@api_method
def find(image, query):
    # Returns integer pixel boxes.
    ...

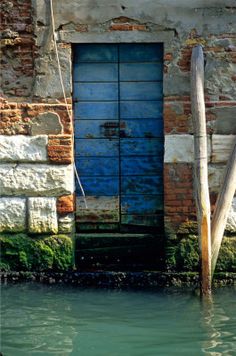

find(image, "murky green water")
[1,284,235,356]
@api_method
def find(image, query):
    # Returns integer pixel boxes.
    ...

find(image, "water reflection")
[201,291,236,355]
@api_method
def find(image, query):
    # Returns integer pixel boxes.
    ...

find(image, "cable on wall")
[49,0,88,208]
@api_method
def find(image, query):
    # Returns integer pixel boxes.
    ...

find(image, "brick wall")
[0,0,74,235]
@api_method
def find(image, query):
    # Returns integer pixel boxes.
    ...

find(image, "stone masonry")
[0,0,236,238]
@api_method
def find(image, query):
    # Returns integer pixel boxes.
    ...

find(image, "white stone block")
[0,197,26,232]
[58,214,74,233]
[226,197,236,233]
[0,135,48,162]
[208,165,225,193]
[0,164,74,197]
[28,197,58,234]
[164,135,194,163]
[165,134,212,163]
[212,135,236,163]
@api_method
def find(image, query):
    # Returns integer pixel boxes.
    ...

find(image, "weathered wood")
[211,141,236,275]
[191,45,212,296]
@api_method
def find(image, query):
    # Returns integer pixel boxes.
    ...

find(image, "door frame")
[59,29,175,233]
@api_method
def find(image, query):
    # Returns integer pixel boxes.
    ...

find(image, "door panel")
[74,102,119,120]
[121,176,162,195]
[119,119,163,138]
[74,44,118,62]
[76,158,119,176]
[75,139,119,156]
[120,101,163,119]
[77,177,119,196]
[121,156,162,175]
[120,138,163,156]
[119,63,162,81]
[119,43,163,62]
[120,82,162,101]
[121,195,163,214]
[74,63,118,82]
[76,196,120,223]
[74,83,118,101]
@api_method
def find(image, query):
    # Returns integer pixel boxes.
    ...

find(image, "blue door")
[74,44,163,232]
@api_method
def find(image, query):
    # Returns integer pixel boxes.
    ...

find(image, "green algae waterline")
[1,284,236,355]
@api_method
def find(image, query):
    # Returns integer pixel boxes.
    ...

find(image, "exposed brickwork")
[164,163,196,227]
[164,97,236,136]
[109,17,147,31]
[164,102,192,134]
[0,0,37,98]
[176,33,236,73]
[48,135,73,164]
[110,23,147,31]
[0,100,72,135]
[57,195,75,214]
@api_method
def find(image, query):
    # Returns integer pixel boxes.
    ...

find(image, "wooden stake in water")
[211,141,236,276]
[191,45,211,296]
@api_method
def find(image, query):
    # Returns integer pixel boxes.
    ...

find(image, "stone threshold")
[1,271,235,289]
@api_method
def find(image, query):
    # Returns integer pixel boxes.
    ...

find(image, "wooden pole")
[191,45,212,296]
[211,141,236,276]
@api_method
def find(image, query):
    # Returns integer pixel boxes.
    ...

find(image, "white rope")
[49,0,87,208]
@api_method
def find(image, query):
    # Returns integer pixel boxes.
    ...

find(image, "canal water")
[1,284,235,355]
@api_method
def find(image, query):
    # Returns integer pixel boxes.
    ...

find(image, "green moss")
[0,233,73,272]
[216,237,236,271]
[166,235,236,272]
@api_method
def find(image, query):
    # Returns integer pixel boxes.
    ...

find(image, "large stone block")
[58,214,74,233]
[28,197,58,234]
[30,112,63,135]
[226,198,236,233]
[209,107,236,135]
[0,197,26,232]
[33,48,71,98]
[164,135,194,163]
[208,164,225,193]
[212,135,236,163]
[165,135,212,163]
[0,135,48,162]
[0,164,74,197]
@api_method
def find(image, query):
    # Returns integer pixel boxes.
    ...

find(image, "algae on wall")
[166,221,236,272]
[0,234,73,272]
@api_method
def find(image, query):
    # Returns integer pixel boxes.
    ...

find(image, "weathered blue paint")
[74,63,118,82]
[76,177,119,196]
[75,139,119,156]
[73,83,118,101]
[121,176,162,195]
[119,43,163,62]
[74,44,118,62]
[74,120,119,138]
[121,157,163,175]
[120,119,163,138]
[120,82,162,101]
[120,101,163,119]
[73,43,163,231]
[121,195,163,214]
[119,63,162,81]
[74,102,119,120]
[76,158,119,176]
[120,138,163,156]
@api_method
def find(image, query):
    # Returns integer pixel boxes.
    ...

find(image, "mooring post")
[211,141,236,276]
[191,45,212,296]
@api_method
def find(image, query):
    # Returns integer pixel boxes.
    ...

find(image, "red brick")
[109,23,147,31]
[57,195,75,214]
[48,135,73,164]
